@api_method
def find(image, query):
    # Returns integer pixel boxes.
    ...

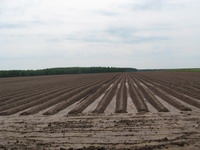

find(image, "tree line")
[0,67,137,78]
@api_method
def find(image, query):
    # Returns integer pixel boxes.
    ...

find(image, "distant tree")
[0,67,137,78]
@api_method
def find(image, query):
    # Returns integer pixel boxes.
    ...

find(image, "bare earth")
[0,72,200,149]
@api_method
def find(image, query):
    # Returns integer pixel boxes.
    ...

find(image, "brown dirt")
[0,72,200,149]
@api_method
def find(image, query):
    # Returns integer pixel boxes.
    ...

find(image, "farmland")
[0,72,200,149]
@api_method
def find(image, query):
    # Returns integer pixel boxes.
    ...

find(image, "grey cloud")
[0,23,26,29]
[105,27,169,43]
[64,34,108,43]
[129,36,168,44]
[92,10,118,16]
[144,24,176,31]
[130,0,164,11]
[61,27,169,44]
[126,0,187,12]
[105,27,135,38]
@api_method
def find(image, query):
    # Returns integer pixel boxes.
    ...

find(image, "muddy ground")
[0,72,200,149]
[0,111,200,150]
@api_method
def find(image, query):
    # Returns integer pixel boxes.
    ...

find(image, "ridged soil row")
[131,75,169,112]
[134,75,191,111]
[0,74,112,101]
[138,72,200,101]
[157,74,200,100]
[0,86,69,113]
[54,74,121,115]
[127,74,148,113]
[0,78,105,115]
[156,74,200,93]
[179,81,200,91]
[20,74,118,115]
[43,74,118,115]
[0,86,41,99]
[149,72,200,88]
[0,86,51,103]
[138,73,200,100]
[137,74,200,109]
[159,76,200,96]
[175,84,200,97]
[92,75,123,114]
[0,76,101,112]
[0,86,68,107]
[0,79,62,98]
[115,75,127,113]
[187,83,200,90]
[0,88,72,115]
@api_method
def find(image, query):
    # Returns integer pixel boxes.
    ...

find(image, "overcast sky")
[0,0,200,70]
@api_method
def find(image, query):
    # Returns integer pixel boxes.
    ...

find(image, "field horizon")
[0,66,200,78]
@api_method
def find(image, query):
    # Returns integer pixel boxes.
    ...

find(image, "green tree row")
[0,67,137,78]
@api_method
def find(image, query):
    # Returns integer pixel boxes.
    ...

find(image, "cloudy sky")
[0,0,200,70]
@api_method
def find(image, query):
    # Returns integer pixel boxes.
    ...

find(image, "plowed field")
[0,72,200,149]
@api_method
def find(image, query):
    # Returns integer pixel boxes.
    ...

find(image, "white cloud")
[0,0,200,69]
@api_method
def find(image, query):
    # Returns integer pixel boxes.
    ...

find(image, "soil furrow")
[127,75,149,113]
[137,74,200,109]
[19,74,117,115]
[63,75,120,115]
[0,86,66,107]
[0,74,116,115]
[134,75,192,111]
[92,76,123,114]
[138,73,200,100]
[0,79,100,115]
[131,75,169,112]
[0,87,50,103]
[44,74,118,115]
[0,87,67,112]
[138,72,200,94]
[0,79,100,114]
[115,75,127,113]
